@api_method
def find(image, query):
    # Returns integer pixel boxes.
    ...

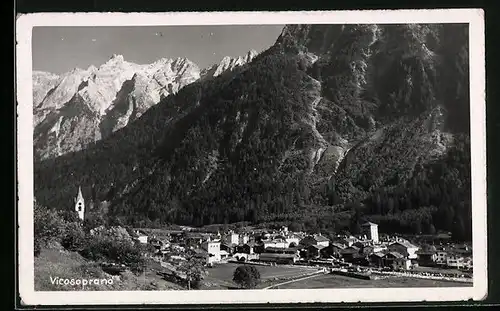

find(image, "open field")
[412,266,472,276]
[202,263,320,289]
[272,273,473,289]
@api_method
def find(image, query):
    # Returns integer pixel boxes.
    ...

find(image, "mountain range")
[34,24,472,240]
[33,50,258,160]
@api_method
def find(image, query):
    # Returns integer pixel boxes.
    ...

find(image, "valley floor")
[269,272,472,289]
[34,245,471,292]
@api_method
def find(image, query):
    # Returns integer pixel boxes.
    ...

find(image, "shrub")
[59,209,81,223]
[34,240,41,257]
[233,265,261,289]
[83,212,107,232]
[80,232,146,273]
[61,222,86,251]
[177,256,206,290]
[34,203,65,255]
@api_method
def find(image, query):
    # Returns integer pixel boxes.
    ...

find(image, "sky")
[32,25,285,74]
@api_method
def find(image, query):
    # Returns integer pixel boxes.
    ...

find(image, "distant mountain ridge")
[200,50,258,79]
[33,51,258,160]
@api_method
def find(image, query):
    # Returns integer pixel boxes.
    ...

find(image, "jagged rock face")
[200,50,258,79]
[33,52,255,160]
[278,23,466,161]
[35,24,470,232]
[32,71,60,113]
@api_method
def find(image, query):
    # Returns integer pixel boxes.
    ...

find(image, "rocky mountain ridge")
[33,51,258,160]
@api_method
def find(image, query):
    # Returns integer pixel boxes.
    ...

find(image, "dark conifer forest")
[34,24,472,241]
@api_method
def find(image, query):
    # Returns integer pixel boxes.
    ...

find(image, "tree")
[178,255,206,290]
[288,222,303,233]
[61,222,86,251]
[451,214,466,241]
[83,211,107,232]
[34,202,65,256]
[410,219,422,235]
[304,217,319,233]
[79,230,146,273]
[428,224,436,235]
[60,209,81,223]
[233,265,261,289]
[350,207,363,235]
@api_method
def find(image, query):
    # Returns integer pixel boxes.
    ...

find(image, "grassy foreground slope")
[35,243,183,291]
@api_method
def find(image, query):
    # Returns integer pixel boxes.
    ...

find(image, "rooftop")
[344,236,359,242]
[309,244,327,250]
[341,246,360,254]
[370,252,385,258]
[331,243,346,249]
[265,247,298,252]
[390,239,418,249]
[386,251,404,259]
[315,234,330,242]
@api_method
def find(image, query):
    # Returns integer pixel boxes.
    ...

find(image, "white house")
[384,251,411,270]
[435,250,448,265]
[263,238,288,249]
[342,236,359,247]
[134,230,149,244]
[393,257,412,270]
[285,235,300,247]
[219,250,230,261]
[388,239,419,259]
[202,240,221,263]
[446,253,466,269]
[372,244,387,253]
[238,233,249,245]
[300,234,330,248]
[464,257,473,269]
[223,231,239,245]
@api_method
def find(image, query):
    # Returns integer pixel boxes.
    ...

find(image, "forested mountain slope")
[35,24,471,240]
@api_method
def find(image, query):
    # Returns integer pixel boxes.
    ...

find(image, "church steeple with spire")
[74,186,85,221]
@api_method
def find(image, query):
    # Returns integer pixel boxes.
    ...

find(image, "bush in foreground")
[233,265,261,289]
[79,234,146,273]
[34,203,66,256]
[177,255,206,290]
[61,222,86,251]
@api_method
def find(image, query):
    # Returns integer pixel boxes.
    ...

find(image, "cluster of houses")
[133,221,473,272]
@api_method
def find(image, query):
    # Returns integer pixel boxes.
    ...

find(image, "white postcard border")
[16,9,487,305]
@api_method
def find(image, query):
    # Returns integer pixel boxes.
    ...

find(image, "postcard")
[16,9,486,305]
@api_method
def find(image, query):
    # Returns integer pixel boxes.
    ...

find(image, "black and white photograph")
[16,10,486,305]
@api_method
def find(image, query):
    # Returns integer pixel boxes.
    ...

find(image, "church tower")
[74,186,85,221]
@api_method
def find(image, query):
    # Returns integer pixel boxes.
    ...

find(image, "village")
[130,221,473,288]
[33,187,474,291]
